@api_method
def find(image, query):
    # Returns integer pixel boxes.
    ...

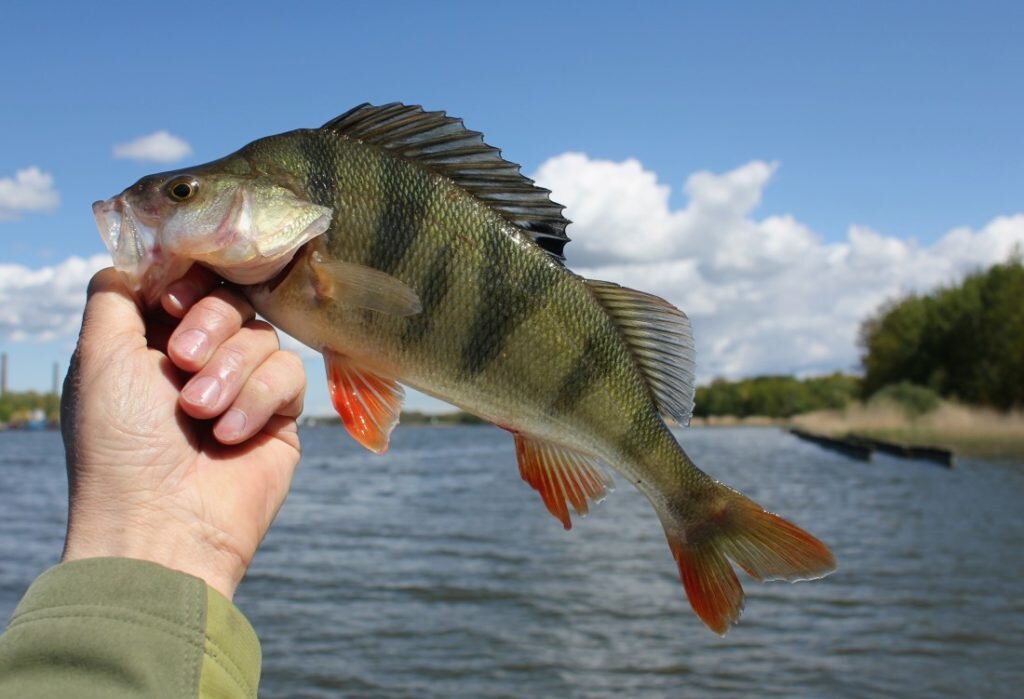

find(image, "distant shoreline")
[8,405,1021,459]
[791,402,1024,459]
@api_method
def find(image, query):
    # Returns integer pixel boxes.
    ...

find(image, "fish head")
[93,160,333,305]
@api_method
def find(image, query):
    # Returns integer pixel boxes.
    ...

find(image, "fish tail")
[660,482,835,635]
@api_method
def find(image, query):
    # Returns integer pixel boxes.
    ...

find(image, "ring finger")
[214,350,306,444]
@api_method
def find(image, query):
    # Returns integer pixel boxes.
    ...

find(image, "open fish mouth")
[92,196,157,282]
[92,196,188,305]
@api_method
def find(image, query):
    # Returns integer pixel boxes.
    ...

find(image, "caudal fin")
[663,485,835,635]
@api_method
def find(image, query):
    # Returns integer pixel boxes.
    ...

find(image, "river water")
[1,426,1022,698]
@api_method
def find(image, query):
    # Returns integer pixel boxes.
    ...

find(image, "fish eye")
[167,178,198,202]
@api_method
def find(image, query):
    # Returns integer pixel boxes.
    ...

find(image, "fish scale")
[93,102,835,635]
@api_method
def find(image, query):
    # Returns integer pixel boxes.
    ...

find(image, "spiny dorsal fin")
[586,280,697,425]
[322,103,572,262]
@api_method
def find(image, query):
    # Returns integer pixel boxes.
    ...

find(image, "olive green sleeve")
[0,558,261,699]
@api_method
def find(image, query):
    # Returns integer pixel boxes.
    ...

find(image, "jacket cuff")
[201,580,262,697]
[1,558,260,698]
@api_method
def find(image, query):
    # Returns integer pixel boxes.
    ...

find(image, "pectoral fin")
[513,434,614,530]
[311,252,422,316]
[325,351,404,453]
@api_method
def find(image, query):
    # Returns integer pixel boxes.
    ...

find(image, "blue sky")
[2,1,1023,413]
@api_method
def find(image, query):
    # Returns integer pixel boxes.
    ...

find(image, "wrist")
[62,513,246,599]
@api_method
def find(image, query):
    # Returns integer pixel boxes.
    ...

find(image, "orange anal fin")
[513,434,614,530]
[324,351,404,454]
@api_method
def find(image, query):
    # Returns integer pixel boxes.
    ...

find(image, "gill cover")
[186,184,333,285]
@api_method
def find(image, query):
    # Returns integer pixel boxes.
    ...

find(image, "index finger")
[161,265,222,318]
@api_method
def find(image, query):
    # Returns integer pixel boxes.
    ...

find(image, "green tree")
[0,390,60,423]
[692,373,860,418]
[859,295,930,396]
[860,257,1024,409]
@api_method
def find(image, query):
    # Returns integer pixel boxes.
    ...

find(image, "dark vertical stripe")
[300,133,339,208]
[401,244,453,347]
[369,156,431,275]
[461,232,557,376]
[549,333,612,415]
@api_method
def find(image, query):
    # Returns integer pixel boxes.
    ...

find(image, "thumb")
[78,268,146,357]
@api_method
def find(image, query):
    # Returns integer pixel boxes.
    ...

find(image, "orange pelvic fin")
[325,351,404,454]
[513,433,614,530]
[664,486,836,635]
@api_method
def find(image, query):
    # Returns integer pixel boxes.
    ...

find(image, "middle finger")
[167,287,256,372]
[179,320,280,419]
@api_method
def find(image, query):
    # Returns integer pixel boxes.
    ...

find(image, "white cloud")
[0,167,60,220]
[534,154,1024,380]
[0,255,108,343]
[113,130,193,163]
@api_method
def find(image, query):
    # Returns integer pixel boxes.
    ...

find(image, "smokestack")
[1,353,7,397]
[52,361,60,397]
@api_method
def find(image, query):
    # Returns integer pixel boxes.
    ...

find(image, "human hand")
[60,266,306,599]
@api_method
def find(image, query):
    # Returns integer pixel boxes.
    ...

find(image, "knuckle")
[247,354,304,409]
[210,287,255,319]
[278,352,307,387]
[246,374,276,402]
[192,295,238,330]
[216,343,248,372]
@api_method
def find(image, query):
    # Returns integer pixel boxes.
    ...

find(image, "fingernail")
[183,376,220,407]
[175,329,208,362]
[165,279,199,312]
[218,409,247,440]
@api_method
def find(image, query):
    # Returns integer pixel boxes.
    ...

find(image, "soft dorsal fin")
[513,433,614,530]
[586,280,697,425]
[322,103,572,262]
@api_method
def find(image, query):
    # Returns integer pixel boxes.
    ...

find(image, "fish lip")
[92,197,124,258]
[93,195,148,270]
[92,194,161,301]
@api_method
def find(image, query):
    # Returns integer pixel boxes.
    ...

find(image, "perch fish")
[92,103,835,634]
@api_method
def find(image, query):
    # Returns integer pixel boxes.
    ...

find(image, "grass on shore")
[790,400,1024,458]
[688,415,788,427]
